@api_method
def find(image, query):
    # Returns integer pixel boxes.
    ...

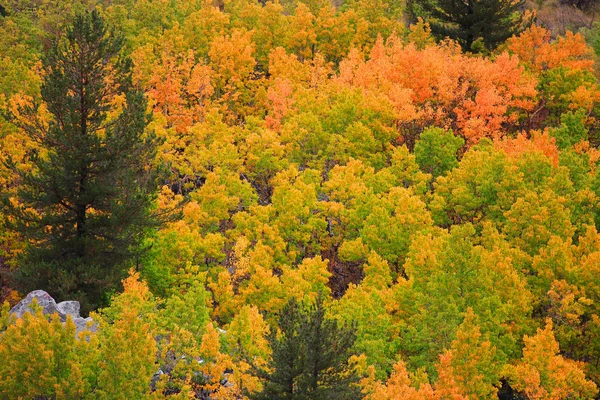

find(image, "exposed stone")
[56,300,80,318]
[150,368,164,391]
[10,290,59,318]
[10,290,97,335]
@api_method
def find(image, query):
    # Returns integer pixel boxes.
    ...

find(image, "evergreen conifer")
[408,0,529,52]
[252,295,359,399]
[3,10,161,312]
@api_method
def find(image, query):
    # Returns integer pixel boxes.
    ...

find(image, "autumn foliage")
[1,0,600,399]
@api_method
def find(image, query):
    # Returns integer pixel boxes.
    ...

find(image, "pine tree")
[3,10,161,313]
[251,295,360,400]
[408,0,528,52]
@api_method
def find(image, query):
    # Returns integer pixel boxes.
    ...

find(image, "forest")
[1,0,600,398]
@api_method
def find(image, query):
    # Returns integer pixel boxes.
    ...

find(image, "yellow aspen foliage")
[268,46,311,85]
[208,28,259,120]
[331,253,400,378]
[281,256,332,301]
[158,266,211,336]
[0,302,94,399]
[285,3,318,61]
[155,290,211,396]
[233,240,287,313]
[190,169,256,230]
[314,7,362,63]
[226,305,271,395]
[436,308,501,399]
[545,280,595,367]
[209,29,256,88]
[94,271,158,399]
[146,172,255,287]
[360,187,433,268]
[271,167,328,254]
[0,93,42,187]
[181,117,244,176]
[228,0,287,68]
[400,225,532,373]
[231,208,289,264]
[575,236,600,303]
[239,121,288,195]
[502,189,575,256]
[198,322,235,396]
[238,258,286,313]
[429,143,521,227]
[182,0,231,57]
[361,251,393,290]
[208,269,237,323]
[307,52,334,88]
[407,19,436,49]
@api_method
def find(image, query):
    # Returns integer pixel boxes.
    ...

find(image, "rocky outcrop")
[10,290,97,335]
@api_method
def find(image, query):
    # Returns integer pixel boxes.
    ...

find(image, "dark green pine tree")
[251,295,360,400]
[3,10,161,313]
[408,0,530,52]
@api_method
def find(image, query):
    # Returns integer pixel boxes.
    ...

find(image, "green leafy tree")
[399,224,532,374]
[429,141,520,228]
[252,295,360,400]
[550,109,589,150]
[414,127,464,180]
[331,253,401,379]
[3,10,161,312]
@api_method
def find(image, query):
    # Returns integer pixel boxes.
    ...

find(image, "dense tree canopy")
[1,0,600,399]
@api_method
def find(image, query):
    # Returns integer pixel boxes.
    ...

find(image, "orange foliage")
[266,77,295,131]
[567,84,600,113]
[147,49,214,133]
[505,320,598,399]
[506,25,595,72]
[574,140,600,171]
[495,130,560,166]
[337,35,537,144]
[434,352,469,400]
[363,359,436,400]
[197,322,234,395]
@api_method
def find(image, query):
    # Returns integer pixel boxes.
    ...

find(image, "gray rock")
[10,290,96,335]
[10,290,59,318]
[150,368,164,391]
[74,317,98,335]
[56,300,80,318]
